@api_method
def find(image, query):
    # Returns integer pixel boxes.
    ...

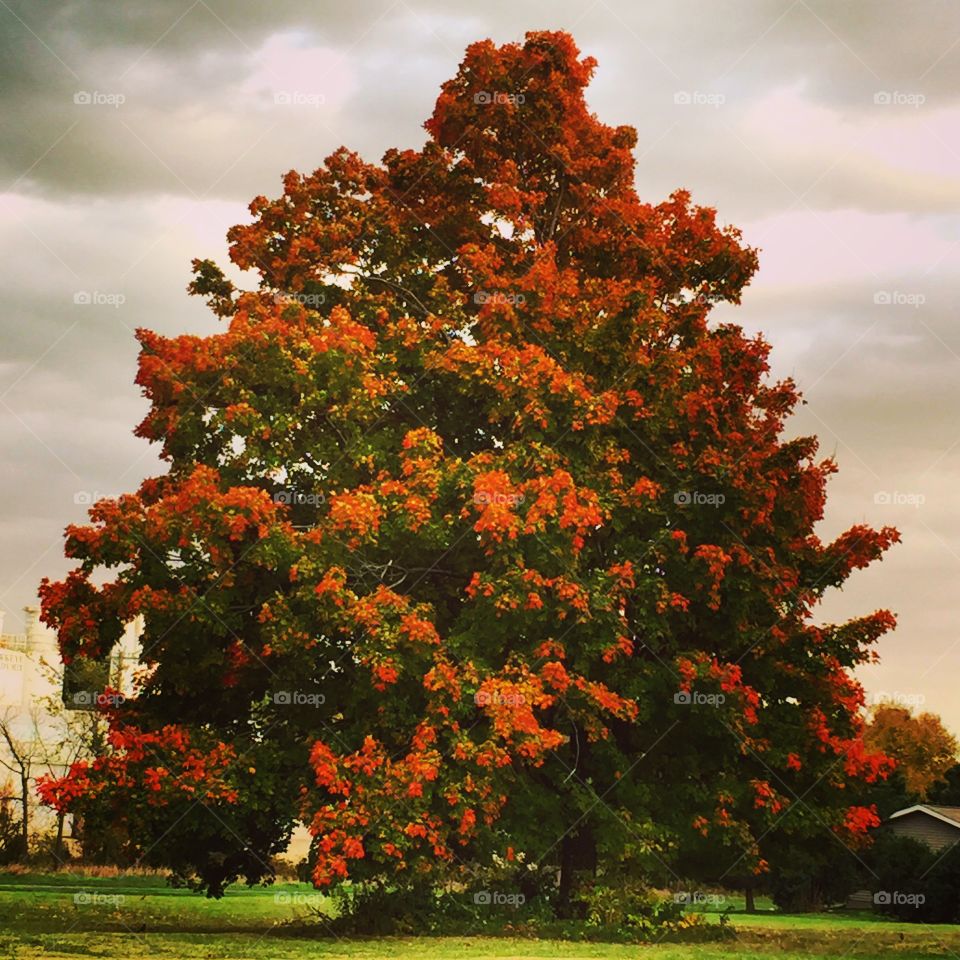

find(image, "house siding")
[889,811,960,852]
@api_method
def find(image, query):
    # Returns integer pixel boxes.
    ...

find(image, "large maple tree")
[39,31,898,907]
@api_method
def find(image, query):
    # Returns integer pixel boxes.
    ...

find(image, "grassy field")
[2,872,960,959]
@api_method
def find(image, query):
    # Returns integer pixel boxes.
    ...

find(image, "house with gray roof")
[887,804,960,852]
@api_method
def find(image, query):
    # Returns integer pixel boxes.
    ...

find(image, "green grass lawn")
[2,873,960,959]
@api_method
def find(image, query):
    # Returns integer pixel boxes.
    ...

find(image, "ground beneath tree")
[1,874,958,959]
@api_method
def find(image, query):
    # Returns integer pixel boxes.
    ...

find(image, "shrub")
[0,785,24,864]
[768,847,861,912]
[868,832,960,923]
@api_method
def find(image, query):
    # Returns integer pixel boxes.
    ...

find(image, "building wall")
[1,608,57,708]
[0,604,142,837]
[1,606,310,861]
[889,811,960,852]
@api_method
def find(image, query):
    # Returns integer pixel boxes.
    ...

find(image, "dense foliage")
[38,31,897,910]
[865,703,958,801]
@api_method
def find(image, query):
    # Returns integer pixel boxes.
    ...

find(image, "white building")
[0,603,142,839]
[0,605,312,863]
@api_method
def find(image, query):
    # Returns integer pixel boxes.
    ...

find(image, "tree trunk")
[54,810,67,865]
[555,826,597,918]
[19,770,29,861]
[745,884,756,914]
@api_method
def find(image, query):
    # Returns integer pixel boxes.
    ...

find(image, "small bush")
[868,832,960,923]
[768,847,860,912]
[317,875,733,942]
[0,787,24,865]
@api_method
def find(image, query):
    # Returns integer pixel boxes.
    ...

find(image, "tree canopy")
[866,703,957,802]
[38,31,898,907]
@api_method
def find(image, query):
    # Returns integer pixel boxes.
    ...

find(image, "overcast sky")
[1,0,958,729]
